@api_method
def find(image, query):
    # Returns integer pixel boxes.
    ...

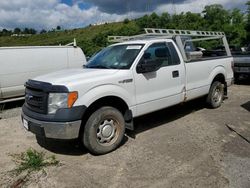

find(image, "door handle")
[172,70,179,78]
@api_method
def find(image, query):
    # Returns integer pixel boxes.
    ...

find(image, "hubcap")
[213,86,223,104]
[97,119,116,144]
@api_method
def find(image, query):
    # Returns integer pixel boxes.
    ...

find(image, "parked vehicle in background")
[0,41,86,103]
[200,44,250,81]
[233,50,250,81]
[21,28,234,155]
[225,44,250,81]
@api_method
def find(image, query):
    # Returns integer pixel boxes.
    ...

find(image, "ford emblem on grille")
[26,94,33,100]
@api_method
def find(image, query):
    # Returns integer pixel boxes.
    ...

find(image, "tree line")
[0,26,62,37]
[85,3,249,56]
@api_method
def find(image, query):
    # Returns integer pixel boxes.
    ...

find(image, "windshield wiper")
[85,65,109,69]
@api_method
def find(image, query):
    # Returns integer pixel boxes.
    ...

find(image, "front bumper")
[234,68,250,74]
[22,112,82,139]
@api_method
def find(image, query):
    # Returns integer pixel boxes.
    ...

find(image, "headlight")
[48,92,78,114]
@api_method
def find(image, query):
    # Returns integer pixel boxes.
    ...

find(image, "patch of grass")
[10,148,59,174]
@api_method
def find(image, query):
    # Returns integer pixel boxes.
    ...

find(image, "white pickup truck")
[21,28,234,154]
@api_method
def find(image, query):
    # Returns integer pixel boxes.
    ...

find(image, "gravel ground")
[0,82,249,188]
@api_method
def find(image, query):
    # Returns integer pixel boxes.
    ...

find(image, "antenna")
[171,0,177,14]
[126,1,131,19]
[146,0,151,12]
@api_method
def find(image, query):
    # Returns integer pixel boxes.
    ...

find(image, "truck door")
[133,42,185,116]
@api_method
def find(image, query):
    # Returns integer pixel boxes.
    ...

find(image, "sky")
[0,0,248,30]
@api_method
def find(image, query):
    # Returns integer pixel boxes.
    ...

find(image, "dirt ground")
[0,81,250,188]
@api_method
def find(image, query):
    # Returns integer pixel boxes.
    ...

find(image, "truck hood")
[34,68,120,87]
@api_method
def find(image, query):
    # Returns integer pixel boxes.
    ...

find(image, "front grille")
[234,63,250,67]
[25,87,48,114]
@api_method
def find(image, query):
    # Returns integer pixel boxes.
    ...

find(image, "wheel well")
[78,96,129,137]
[86,96,128,115]
[212,74,225,84]
[212,73,227,95]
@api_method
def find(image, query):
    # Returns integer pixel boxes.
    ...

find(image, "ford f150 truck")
[21,28,234,154]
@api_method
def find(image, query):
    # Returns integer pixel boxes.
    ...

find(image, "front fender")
[74,84,135,108]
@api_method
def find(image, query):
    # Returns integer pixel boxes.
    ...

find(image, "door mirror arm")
[136,59,162,74]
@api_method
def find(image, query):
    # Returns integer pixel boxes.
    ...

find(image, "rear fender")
[208,66,226,85]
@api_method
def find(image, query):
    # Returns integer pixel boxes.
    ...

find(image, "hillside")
[0,21,140,56]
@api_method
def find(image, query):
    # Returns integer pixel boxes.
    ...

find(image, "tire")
[206,81,224,108]
[83,106,125,155]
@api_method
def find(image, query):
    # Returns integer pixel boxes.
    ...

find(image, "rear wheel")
[83,106,125,155]
[206,81,224,108]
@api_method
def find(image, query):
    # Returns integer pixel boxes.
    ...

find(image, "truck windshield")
[85,44,143,69]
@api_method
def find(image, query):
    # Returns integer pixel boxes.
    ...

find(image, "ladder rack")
[108,34,172,43]
[108,28,225,43]
[108,28,231,62]
[144,28,225,37]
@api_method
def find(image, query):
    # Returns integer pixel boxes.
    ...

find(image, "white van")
[0,44,86,103]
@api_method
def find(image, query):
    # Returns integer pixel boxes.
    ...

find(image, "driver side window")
[141,43,171,67]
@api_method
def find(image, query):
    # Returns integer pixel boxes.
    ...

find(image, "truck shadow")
[36,98,207,156]
[0,100,24,119]
[127,97,206,138]
[36,136,87,155]
[0,100,24,111]
[36,134,129,156]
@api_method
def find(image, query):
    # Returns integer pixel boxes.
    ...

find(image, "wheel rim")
[96,118,119,146]
[212,85,223,105]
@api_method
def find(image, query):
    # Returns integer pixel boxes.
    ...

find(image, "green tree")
[29,28,37,34]
[14,28,21,34]
[123,18,130,24]
[23,28,29,34]
[246,1,250,43]
[148,12,161,28]
[225,9,246,46]
[136,15,150,28]
[1,29,12,36]
[160,12,171,28]
[202,4,230,31]
[40,29,47,34]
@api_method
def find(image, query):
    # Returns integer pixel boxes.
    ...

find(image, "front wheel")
[83,106,125,155]
[206,81,224,108]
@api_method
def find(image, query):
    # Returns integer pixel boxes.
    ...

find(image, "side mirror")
[136,59,161,74]
[86,56,90,61]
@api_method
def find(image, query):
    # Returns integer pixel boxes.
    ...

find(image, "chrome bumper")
[22,112,81,139]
